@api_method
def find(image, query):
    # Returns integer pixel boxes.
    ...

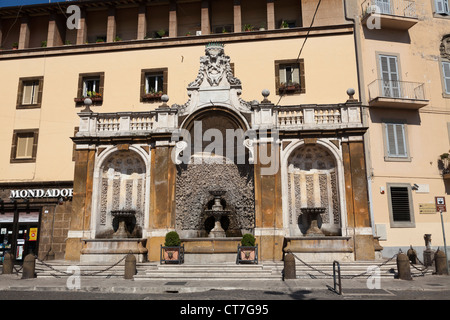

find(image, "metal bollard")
[283,252,296,280]
[2,253,14,274]
[124,254,136,280]
[21,254,36,279]
[434,249,449,275]
[407,245,417,264]
[396,252,412,280]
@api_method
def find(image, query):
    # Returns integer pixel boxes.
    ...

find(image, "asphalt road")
[1,287,449,300]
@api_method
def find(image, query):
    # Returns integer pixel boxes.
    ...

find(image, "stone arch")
[91,147,149,239]
[281,140,347,237]
[175,106,255,238]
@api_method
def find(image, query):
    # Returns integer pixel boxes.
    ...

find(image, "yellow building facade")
[0,0,446,265]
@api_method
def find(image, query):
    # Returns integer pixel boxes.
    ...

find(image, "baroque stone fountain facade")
[68,42,377,263]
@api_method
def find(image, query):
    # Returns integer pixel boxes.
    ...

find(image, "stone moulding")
[283,236,353,253]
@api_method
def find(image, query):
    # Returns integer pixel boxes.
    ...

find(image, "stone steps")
[31,260,432,280]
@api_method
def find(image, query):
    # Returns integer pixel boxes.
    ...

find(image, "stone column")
[254,141,284,261]
[169,0,177,37]
[147,141,176,261]
[267,0,275,30]
[18,16,30,50]
[65,147,96,261]
[106,6,117,43]
[342,140,375,260]
[76,9,88,45]
[137,4,147,40]
[201,0,210,36]
[47,14,65,47]
[233,0,242,33]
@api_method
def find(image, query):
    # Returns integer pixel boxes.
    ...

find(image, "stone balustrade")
[77,102,362,137]
[276,104,362,130]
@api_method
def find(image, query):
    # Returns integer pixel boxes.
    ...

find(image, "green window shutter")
[386,123,407,157]
[442,61,450,94]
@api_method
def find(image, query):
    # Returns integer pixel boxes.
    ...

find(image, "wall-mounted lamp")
[412,184,419,191]
[58,197,64,205]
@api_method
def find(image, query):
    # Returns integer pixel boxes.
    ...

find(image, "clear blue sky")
[0,0,70,8]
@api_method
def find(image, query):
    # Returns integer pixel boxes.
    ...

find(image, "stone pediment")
[174,43,252,116]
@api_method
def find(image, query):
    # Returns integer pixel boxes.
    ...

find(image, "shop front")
[0,182,73,263]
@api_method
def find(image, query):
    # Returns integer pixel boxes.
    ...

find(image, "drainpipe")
[343,0,376,238]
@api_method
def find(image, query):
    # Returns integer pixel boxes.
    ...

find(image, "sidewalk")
[1,272,449,296]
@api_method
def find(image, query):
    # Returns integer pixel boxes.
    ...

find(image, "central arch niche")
[175,107,255,238]
[287,144,341,236]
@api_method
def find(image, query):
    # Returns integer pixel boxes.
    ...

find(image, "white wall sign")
[9,188,73,199]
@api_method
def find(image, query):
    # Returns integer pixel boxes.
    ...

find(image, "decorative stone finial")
[261,89,270,103]
[346,88,356,102]
[158,94,170,109]
[81,97,93,113]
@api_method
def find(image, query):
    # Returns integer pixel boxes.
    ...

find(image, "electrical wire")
[275,0,322,107]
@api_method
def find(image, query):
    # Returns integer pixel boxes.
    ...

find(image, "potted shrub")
[280,20,289,29]
[12,42,18,50]
[160,231,184,264]
[237,233,258,264]
[41,40,47,48]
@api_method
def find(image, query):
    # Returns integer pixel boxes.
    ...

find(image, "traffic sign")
[435,197,446,212]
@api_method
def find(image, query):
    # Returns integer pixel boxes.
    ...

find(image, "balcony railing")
[276,105,362,130]
[367,79,428,109]
[361,0,418,18]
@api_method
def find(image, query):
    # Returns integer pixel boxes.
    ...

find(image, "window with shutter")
[390,187,411,222]
[375,0,391,14]
[387,184,415,227]
[379,55,400,98]
[17,77,43,109]
[275,59,305,95]
[10,129,39,163]
[442,61,450,94]
[16,133,34,159]
[435,0,450,14]
[385,123,408,158]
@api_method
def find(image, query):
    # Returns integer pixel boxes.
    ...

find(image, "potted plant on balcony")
[237,233,258,264]
[12,42,18,50]
[160,231,184,264]
[74,91,103,104]
[243,24,254,32]
[279,81,300,94]
[143,88,163,101]
[440,152,450,176]
[280,20,289,29]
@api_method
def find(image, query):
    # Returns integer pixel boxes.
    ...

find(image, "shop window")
[16,77,44,109]
[10,129,39,163]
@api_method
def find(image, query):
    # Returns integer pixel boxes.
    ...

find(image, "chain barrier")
[34,253,130,278]
[287,248,434,279]
[286,249,399,279]
[409,255,430,278]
